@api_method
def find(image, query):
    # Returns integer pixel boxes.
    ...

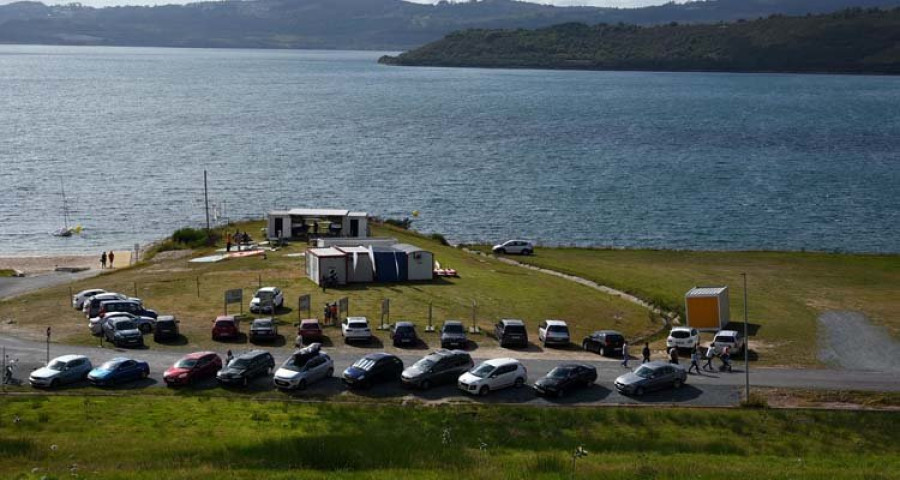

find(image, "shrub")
[430,233,450,246]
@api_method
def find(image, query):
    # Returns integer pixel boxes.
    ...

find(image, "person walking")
[225,350,234,366]
[621,341,629,367]
[100,251,107,269]
[721,346,732,372]
[108,251,115,269]
[688,348,701,375]
[703,345,716,371]
[668,347,679,365]
[323,304,331,323]
[330,303,338,325]
[641,342,651,364]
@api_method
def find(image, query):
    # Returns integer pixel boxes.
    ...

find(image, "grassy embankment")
[0,222,651,350]
[0,269,16,277]
[470,247,900,366]
[1,395,898,480]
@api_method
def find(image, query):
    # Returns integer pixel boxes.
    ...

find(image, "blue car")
[88,357,150,386]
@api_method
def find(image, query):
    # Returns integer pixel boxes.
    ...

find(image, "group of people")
[99,251,116,269]
[323,302,339,325]
[225,231,252,252]
[619,341,733,374]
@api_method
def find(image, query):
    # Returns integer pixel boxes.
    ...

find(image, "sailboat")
[51,179,81,237]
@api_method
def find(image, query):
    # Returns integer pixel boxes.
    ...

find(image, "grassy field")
[0,395,897,479]
[0,222,652,350]
[0,269,16,277]
[470,248,900,366]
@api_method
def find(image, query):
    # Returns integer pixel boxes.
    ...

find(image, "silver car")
[273,344,334,391]
[29,355,93,388]
[72,288,105,310]
[614,361,687,397]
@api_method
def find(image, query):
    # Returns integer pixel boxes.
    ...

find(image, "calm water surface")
[1,46,898,255]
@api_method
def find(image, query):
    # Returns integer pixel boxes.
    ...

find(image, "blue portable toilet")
[373,247,408,282]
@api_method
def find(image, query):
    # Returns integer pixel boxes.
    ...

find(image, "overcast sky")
[0,0,674,8]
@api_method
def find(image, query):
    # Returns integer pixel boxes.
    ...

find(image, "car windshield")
[215,320,233,327]
[99,361,122,371]
[505,325,526,334]
[396,326,413,334]
[116,321,136,330]
[254,321,272,329]
[606,334,624,343]
[548,326,569,334]
[301,323,320,330]
[352,359,377,371]
[470,363,495,378]
[257,291,274,301]
[282,354,314,372]
[175,359,198,369]
[348,322,368,329]
[230,358,249,368]
[715,335,735,343]
[413,358,436,370]
[634,366,655,379]
[48,360,67,371]
[671,331,691,339]
[548,367,573,379]
[443,324,464,334]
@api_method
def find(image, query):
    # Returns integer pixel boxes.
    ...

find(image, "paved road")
[1,334,897,408]
[0,270,99,301]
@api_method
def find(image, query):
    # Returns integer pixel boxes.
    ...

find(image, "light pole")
[742,272,750,400]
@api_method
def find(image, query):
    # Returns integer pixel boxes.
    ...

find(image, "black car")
[494,319,528,348]
[582,330,625,357]
[440,321,468,349]
[216,350,275,386]
[102,317,144,348]
[99,300,158,320]
[342,353,403,389]
[391,322,418,347]
[153,315,180,342]
[533,363,598,398]
[401,349,474,390]
[249,318,279,343]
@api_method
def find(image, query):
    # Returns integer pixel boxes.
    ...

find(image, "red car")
[164,351,222,386]
[212,315,240,341]
[297,319,324,343]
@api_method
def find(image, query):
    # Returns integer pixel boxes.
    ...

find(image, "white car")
[249,287,284,313]
[666,327,700,350]
[341,316,373,343]
[273,344,334,391]
[458,358,527,396]
[72,289,105,310]
[491,240,534,255]
[711,329,745,354]
[537,319,571,347]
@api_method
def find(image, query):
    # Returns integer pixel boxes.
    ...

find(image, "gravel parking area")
[818,311,900,373]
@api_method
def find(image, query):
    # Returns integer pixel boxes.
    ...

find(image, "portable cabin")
[372,246,408,283]
[306,247,348,286]
[267,209,367,240]
[337,246,376,283]
[393,244,434,281]
[685,286,730,331]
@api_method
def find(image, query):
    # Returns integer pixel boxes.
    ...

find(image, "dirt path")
[818,311,900,372]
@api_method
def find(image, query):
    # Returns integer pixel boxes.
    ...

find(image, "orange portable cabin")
[684,286,730,331]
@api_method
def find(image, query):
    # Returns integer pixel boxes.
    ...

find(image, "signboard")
[224,289,243,315]
[298,294,311,320]
[339,297,349,318]
[380,298,390,328]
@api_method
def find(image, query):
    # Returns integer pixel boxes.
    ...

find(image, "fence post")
[133,282,138,298]
[196,277,200,298]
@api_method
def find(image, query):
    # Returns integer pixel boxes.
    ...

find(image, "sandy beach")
[0,250,133,275]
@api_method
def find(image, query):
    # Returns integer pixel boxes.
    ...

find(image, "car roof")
[592,330,623,335]
[184,351,216,359]
[641,361,676,369]
[716,330,739,335]
[427,349,468,360]
[300,319,320,325]
[500,318,524,325]
[483,358,520,367]
[215,315,236,322]
[256,287,278,293]
[544,319,567,326]
[364,352,395,361]
[671,326,693,332]
[346,316,368,322]
[79,288,105,295]
[556,363,591,369]
[54,354,88,363]
[94,293,124,300]
[111,317,135,324]
[236,349,270,360]
[442,320,463,326]
[102,299,139,305]
[395,321,415,327]
[252,318,273,324]
[157,315,176,322]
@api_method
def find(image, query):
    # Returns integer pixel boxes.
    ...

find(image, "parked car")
[537,319,571,347]
[342,353,403,389]
[615,361,687,397]
[440,320,468,349]
[533,363,597,398]
[666,327,700,351]
[216,350,275,386]
[249,318,279,343]
[494,319,528,348]
[153,315,180,342]
[29,355,92,388]
[273,343,334,391]
[457,358,527,396]
[297,319,324,344]
[249,287,284,314]
[102,317,145,348]
[98,299,157,322]
[391,322,419,347]
[341,316,373,343]
[164,351,222,386]
[402,349,474,390]
[87,357,149,386]
[711,329,745,354]
[491,240,534,255]
[72,288,105,310]
[85,292,140,318]
[89,311,138,336]
[582,330,625,357]
[212,315,241,341]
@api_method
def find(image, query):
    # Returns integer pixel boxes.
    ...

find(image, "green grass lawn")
[0,269,16,277]
[470,248,900,366]
[0,222,651,350]
[0,395,897,479]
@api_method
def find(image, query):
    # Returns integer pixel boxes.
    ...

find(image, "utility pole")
[203,170,211,233]
[742,272,750,400]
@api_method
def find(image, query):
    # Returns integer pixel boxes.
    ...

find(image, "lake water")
[1,45,898,255]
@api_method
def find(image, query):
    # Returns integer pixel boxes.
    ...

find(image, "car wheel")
[514,377,525,388]
[142,370,149,379]
[496,248,506,255]
[634,386,645,397]
[326,368,334,377]
[599,346,606,357]
[582,340,589,351]
[673,379,683,389]
[242,376,249,387]
[297,379,307,391]
[421,380,431,391]
[523,249,532,255]
[479,385,490,396]
[140,324,151,334]
[50,379,59,389]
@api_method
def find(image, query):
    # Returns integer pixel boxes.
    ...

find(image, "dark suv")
[342,353,403,389]
[494,319,528,348]
[216,350,275,387]
[153,316,180,342]
[401,349,474,390]
[391,322,419,347]
[582,330,625,357]
[99,300,158,321]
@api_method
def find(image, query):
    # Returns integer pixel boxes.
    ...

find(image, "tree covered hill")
[1,0,899,50]
[379,7,900,73]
